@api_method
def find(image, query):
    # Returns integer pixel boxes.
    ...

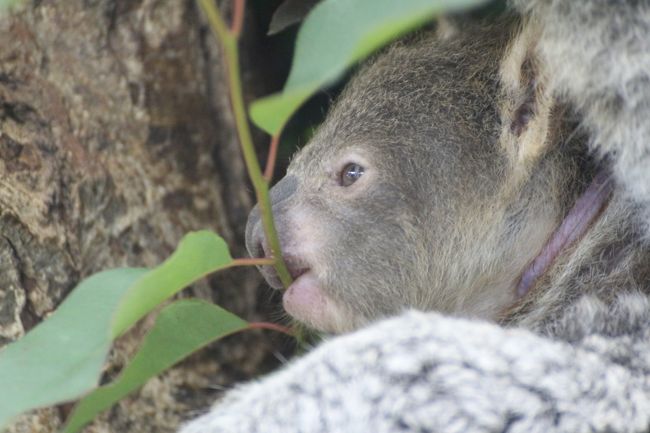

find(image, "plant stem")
[264,134,280,182]
[230,0,246,37]
[198,0,293,288]
[249,321,295,336]
[230,257,274,267]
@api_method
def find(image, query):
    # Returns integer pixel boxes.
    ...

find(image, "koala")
[243,17,648,335]
[181,1,650,432]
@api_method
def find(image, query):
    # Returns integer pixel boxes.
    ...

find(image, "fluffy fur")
[245,18,603,332]
[182,295,650,433]
[181,1,650,432]
[515,0,650,234]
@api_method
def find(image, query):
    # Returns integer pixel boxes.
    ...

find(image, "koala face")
[246,25,588,333]
[248,139,428,333]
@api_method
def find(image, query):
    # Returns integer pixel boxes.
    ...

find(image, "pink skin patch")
[254,206,350,332]
[283,272,340,332]
[517,170,614,298]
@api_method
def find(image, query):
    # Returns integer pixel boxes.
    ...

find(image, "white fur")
[181,295,650,433]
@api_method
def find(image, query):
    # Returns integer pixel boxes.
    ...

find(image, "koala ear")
[435,17,461,40]
[499,19,555,170]
[435,15,481,41]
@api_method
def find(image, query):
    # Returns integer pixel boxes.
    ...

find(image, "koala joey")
[182,1,650,432]
[245,16,649,334]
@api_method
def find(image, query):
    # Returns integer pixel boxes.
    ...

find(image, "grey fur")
[181,1,650,432]
[514,0,650,234]
[246,19,607,331]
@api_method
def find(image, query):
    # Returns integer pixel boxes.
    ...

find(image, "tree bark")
[0,1,285,431]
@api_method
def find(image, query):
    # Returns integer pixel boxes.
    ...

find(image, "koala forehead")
[288,25,508,192]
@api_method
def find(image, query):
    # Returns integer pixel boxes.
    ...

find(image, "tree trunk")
[0,1,285,431]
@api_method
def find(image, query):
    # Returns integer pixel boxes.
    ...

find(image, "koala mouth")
[255,251,310,290]
[254,250,343,331]
[249,232,310,285]
[288,263,310,281]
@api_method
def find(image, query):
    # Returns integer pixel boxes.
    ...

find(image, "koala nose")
[245,175,298,259]
[269,174,298,204]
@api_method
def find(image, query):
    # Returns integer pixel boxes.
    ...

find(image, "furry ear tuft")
[435,17,461,41]
[499,20,554,169]
[509,57,537,137]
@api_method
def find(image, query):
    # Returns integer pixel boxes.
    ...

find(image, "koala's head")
[246,19,592,333]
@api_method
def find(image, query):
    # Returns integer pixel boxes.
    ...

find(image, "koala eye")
[340,163,365,187]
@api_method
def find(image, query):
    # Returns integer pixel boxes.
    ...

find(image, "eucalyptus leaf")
[268,0,319,35]
[0,268,146,429]
[111,230,233,337]
[250,0,489,135]
[0,0,20,12]
[0,231,233,430]
[63,299,249,433]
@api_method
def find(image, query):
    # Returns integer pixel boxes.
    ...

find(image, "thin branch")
[230,0,246,38]
[264,134,280,182]
[199,0,231,43]
[198,0,293,288]
[231,257,275,267]
[249,321,295,336]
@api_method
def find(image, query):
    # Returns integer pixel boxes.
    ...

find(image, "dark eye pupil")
[341,163,364,186]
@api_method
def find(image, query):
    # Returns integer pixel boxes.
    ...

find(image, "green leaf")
[0,0,19,11]
[63,300,249,433]
[0,268,147,429]
[0,231,233,429]
[268,0,319,35]
[250,0,489,135]
[111,230,233,337]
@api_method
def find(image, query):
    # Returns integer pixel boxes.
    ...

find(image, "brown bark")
[0,1,285,431]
